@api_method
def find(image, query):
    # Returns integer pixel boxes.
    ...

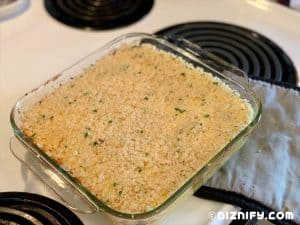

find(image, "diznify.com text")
[208,211,294,221]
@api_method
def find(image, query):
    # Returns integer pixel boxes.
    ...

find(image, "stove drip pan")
[44,0,154,30]
[156,22,298,87]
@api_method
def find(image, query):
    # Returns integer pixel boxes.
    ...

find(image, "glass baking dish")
[10,33,261,225]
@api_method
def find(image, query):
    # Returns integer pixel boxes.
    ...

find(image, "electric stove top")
[0,1,299,225]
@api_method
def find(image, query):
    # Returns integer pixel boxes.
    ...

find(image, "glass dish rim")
[10,32,262,220]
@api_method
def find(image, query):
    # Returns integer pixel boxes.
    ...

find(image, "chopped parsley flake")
[144,96,149,100]
[180,72,186,77]
[174,107,186,113]
[120,64,129,71]
[204,114,210,118]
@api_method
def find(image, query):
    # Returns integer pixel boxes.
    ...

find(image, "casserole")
[10,33,261,225]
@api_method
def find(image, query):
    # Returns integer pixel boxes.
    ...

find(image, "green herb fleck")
[118,191,123,195]
[145,152,149,156]
[113,182,118,187]
[137,167,142,173]
[140,130,144,134]
[177,137,181,141]
[213,81,219,85]
[120,64,129,71]
[31,133,36,138]
[93,141,99,146]
[144,96,149,100]
[180,72,186,77]
[204,114,210,118]
[178,98,183,101]
[41,114,46,119]
[174,107,186,113]
[49,115,54,120]
[84,132,89,138]
[64,145,68,148]
[108,120,113,124]
[92,109,98,113]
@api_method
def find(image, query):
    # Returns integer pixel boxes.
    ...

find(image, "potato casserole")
[22,44,252,213]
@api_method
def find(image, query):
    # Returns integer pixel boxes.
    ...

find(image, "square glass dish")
[10,33,261,225]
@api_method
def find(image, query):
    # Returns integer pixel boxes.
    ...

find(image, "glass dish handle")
[10,136,98,214]
[160,35,249,88]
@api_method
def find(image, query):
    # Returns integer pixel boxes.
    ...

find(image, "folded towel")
[199,79,300,224]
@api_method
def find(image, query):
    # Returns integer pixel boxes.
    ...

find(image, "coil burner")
[156,22,297,87]
[45,0,154,30]
[0,192,83,225]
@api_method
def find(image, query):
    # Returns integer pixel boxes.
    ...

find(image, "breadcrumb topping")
[22,44,252,213]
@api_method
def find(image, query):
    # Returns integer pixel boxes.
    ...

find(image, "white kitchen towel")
[206,79,300,224]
